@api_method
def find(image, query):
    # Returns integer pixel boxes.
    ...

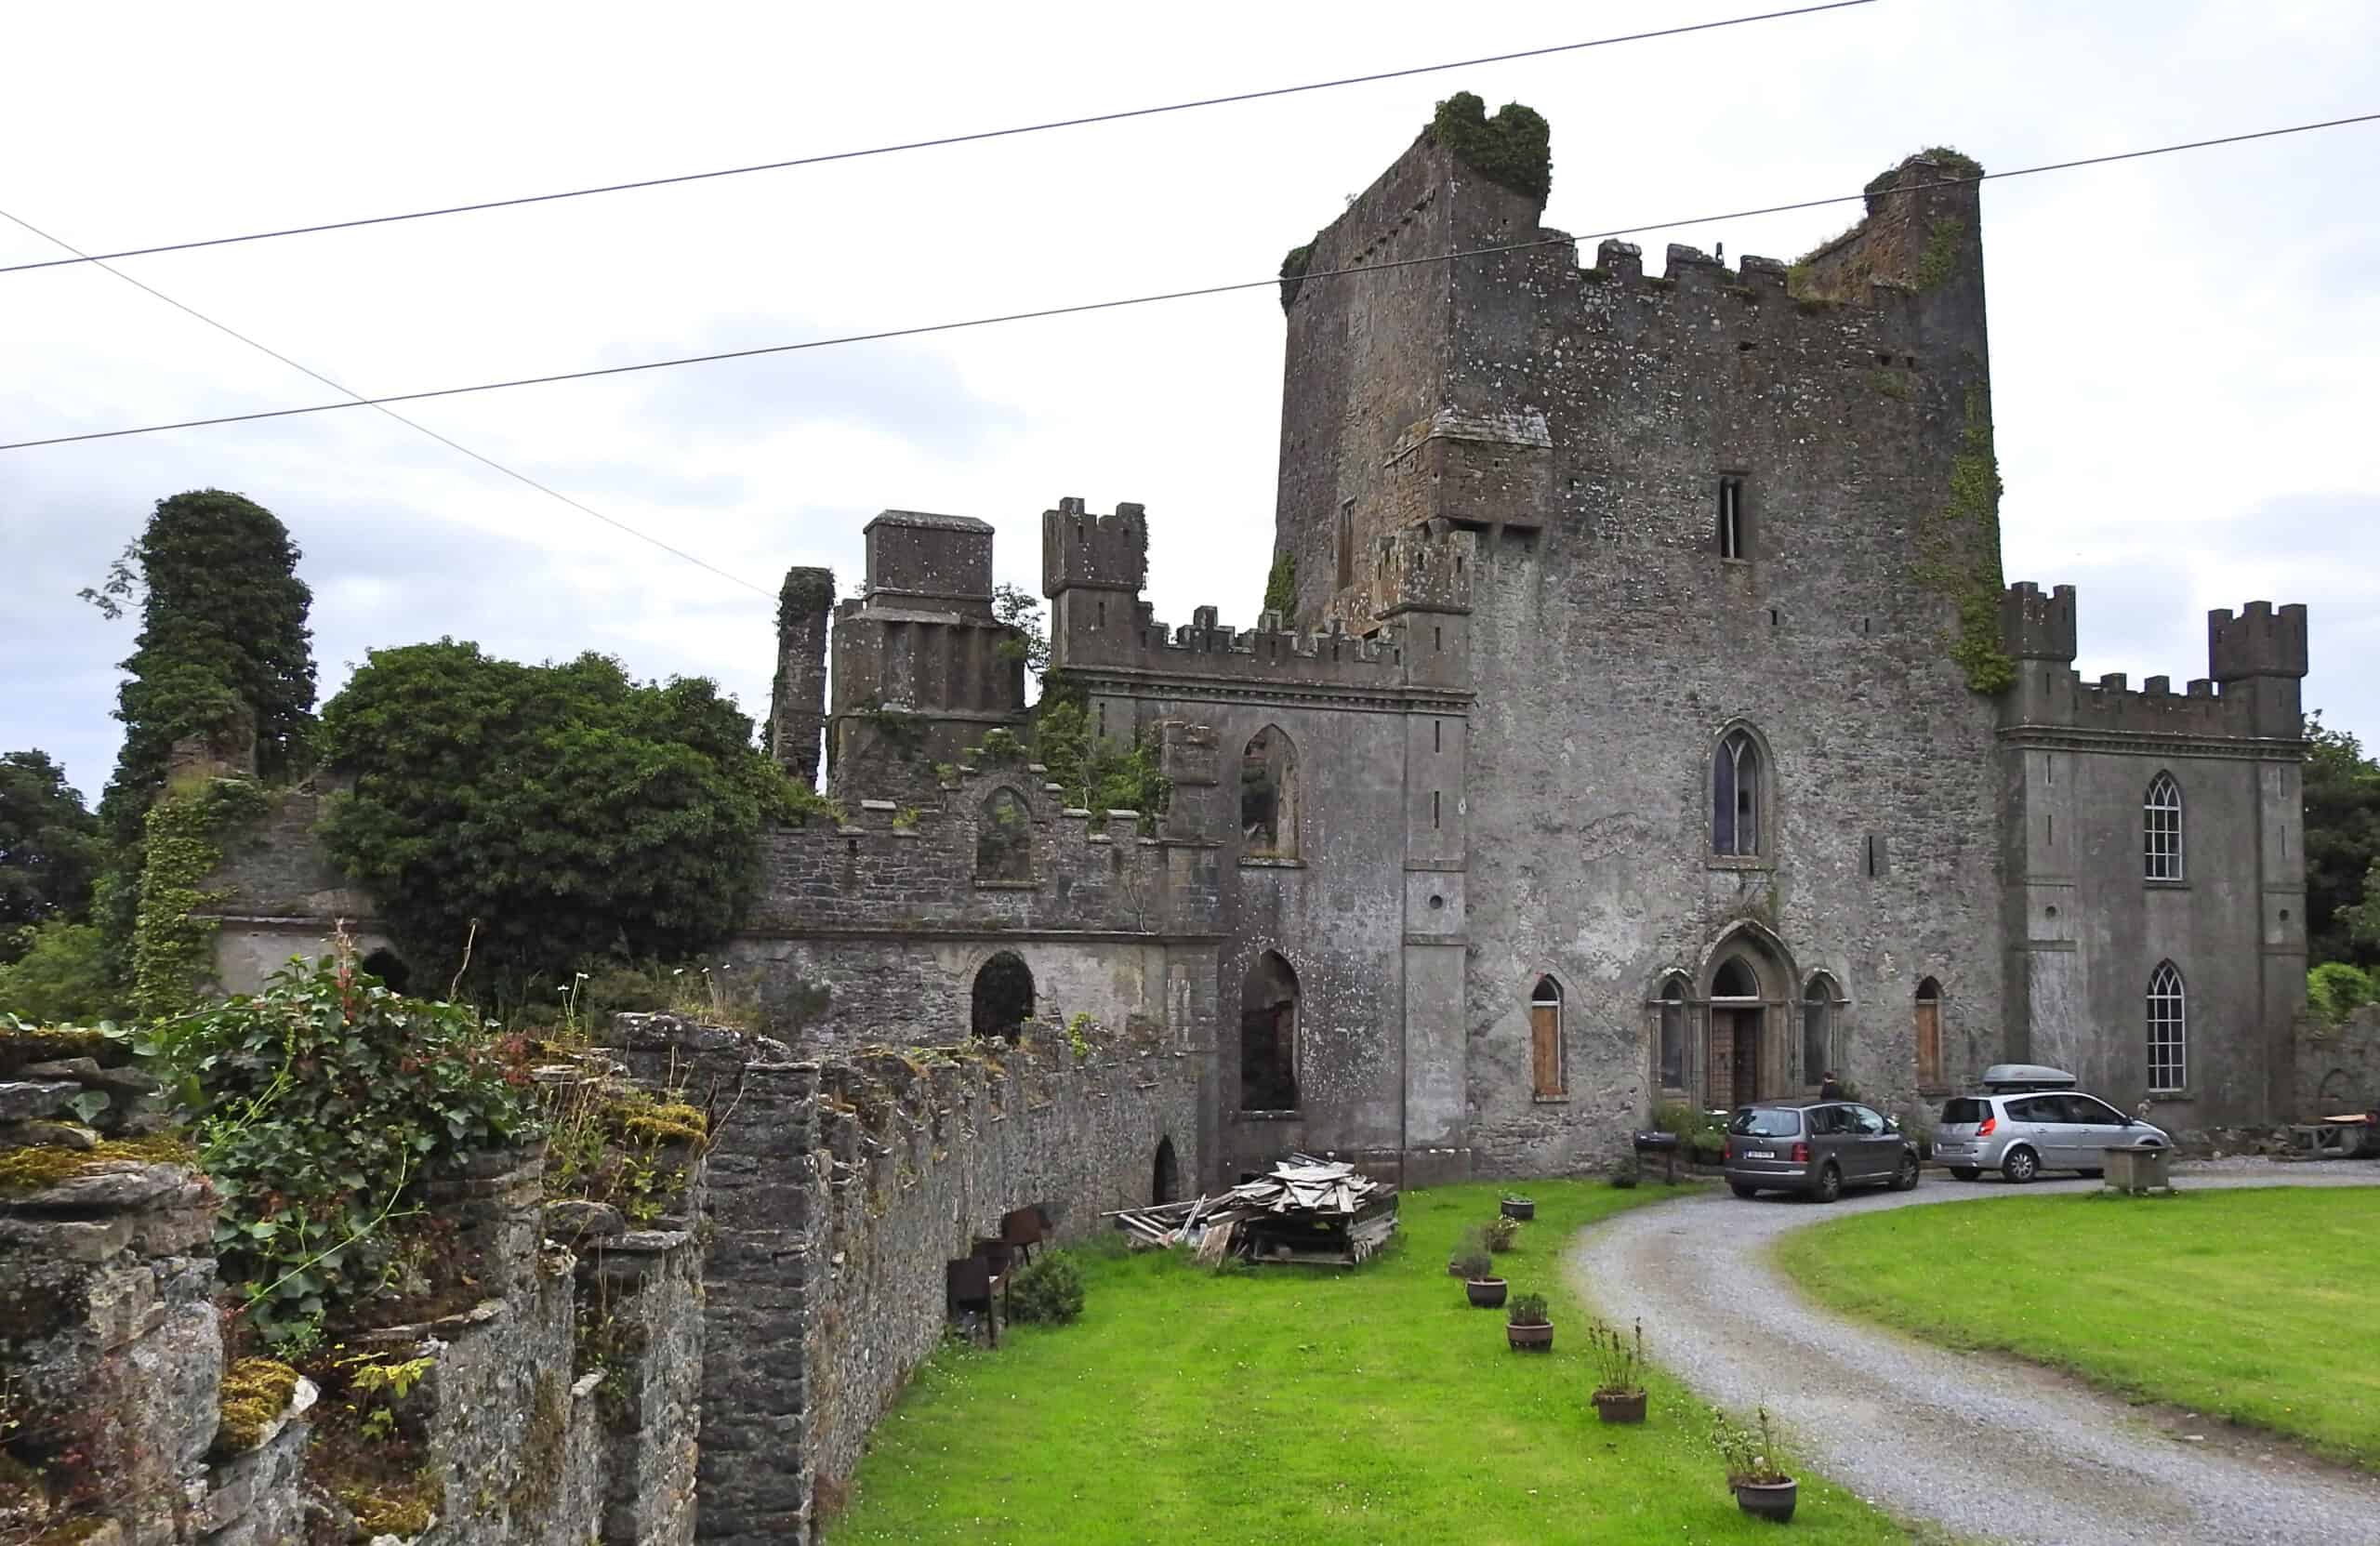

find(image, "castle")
[207,112,2314,1188]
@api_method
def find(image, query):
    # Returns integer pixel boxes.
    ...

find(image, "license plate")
[1743,1149,1775,1160]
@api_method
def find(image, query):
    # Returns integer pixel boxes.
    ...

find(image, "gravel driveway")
[1567,1163,2380,1545]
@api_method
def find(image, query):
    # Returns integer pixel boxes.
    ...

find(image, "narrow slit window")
[1658,975,1688,1090]
[1529,977,1565,1098]
[1336,499,1355,592]
[1718,476,1746,560]
[1914,978,1943,1090]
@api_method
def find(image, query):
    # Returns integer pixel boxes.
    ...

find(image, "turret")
[2209,601,2309,740]
[1042,497,1149,671]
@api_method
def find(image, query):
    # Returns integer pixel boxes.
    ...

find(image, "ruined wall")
[2300,1004,2380,1117]
[599,1016,1202,1546]
[0,1043,703,1546]
[197,785,396,996]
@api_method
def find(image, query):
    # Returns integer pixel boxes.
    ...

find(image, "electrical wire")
[0,207,774,595]
[0,1,1876,277]
[7,109,2375,456]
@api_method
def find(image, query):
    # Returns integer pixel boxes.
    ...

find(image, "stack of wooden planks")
[1105,1154,1399,1266]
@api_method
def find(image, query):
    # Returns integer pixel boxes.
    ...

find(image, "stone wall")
[2301,1004,2380,1117]
[598,1015,1203,1546]
[1,1042,705,1546]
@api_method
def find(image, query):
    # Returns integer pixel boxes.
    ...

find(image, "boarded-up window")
[1914,977,1943,1089]
[1658,976,1687,1090]
[1529,976,1564,1098]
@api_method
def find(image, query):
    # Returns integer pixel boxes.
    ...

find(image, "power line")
[0,2,1876,277]
[8,109,2375,456]
[0,207,774,596]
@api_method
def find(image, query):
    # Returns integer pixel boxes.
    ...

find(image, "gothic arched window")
[1802,974,1838,1087]
[1529,976,1565,1099]
[1712,728,1764,857]
[1657,974,1689,1090]
[975,787,1033,882]
[2144,772,2184,881]
[2147,961,2187,1092]
[1242,726,1298,859]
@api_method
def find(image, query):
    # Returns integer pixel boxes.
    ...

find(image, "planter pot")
[1593,1389,1647,1423]
[1501,1196,1536,1221]
[1734,1478,1798,1523]
[1506,1321,1554,1352]
[1465,1277,1508,1309]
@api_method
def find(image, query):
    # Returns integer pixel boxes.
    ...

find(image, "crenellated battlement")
[1042,496,1148,597]
[2001,581,2078,662]
[747,733,1223,939]
[2209,601,2310,682]
[2001,584,2311,744]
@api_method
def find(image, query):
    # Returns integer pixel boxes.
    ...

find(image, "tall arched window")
[971,952,1035,1042]
[975,787,1033,882]
[1712,728,1764,856]
[1914,977,1943,1090]
[1529,976,1565,1099]
[1241,725,1299,859]
[2144,773,2184,880]
[1802,974,1838,1087]
[1658,975,1688,1090]
[1240,951,1301,1111]
[2147,961,2187,1092]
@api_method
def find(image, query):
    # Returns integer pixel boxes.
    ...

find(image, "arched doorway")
[1702,926,1795,1109]
[970,951,1035,1042]
[1152,1137,1180,1204]
[1239,951,1300,1112]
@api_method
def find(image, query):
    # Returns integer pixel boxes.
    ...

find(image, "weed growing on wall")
[1916,386,2016,695]
[130,776,270,1020]
[1425,92,1551,204]
[151,950,540,1351]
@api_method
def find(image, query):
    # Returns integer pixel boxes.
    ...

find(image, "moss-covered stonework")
[130,776,270,1020]
[1425,92,1550,204]
[212,1358,301,1456]
[0,1136,195,1195]
[1917,386,2016,695]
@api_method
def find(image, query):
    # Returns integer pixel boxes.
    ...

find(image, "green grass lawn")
[831,1180,1921,1544]
[1775,1187,2380,1468]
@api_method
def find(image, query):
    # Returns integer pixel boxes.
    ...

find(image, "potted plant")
[1500,1194,1535,1221]
[1483,1214,1520,1253]
[1447,1225,1486,1275]
[1588,1318,1647,1422]
[1710,1404,1796,1522]
[1455,1242,1505,1307]
[1505,1291,1553,1351]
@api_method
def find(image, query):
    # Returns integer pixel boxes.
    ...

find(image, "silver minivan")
[1932,1065,2171,1183]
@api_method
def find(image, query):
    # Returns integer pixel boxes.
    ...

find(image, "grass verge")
[1776,1186,2380,1468]
[832,1179,1920,1543]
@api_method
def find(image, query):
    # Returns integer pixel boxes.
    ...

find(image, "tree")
[317,640,813,994]
[0,749,102,959]
[2305,712,2380,968]
[93,489,317,847]
[0,921,125,1023]
[992,582,1051,680]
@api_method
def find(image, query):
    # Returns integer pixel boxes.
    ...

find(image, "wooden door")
[1730,1010,1761,1104]
[1915,998,1942,1089]
[1530,1000,1562,1098]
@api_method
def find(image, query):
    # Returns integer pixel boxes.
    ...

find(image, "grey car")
[1931,1086,2171,1183]
[1723,1100,1922,1202]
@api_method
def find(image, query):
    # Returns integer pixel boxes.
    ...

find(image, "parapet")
[1042,496,1149,597]
[2000,582,2077,662]
[2209,601,2309,681]
[864,509,995,614]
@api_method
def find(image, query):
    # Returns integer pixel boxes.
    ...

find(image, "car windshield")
[1729,1108,1801,1137]
[1940,1098,1990,1126]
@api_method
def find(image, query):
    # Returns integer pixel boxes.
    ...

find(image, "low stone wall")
[599,1015,1203,1546]
[2,1051,707,1546]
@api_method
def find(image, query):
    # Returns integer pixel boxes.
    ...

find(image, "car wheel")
[2003,1145,2040,1184]
[1729,1183,1759,1199]
[1893,1153,1921,1191]
[1813,1162,1843,1203]
[1949,1166,1981,1181]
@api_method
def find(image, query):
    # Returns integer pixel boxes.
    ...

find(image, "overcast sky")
[5,0,2375,805]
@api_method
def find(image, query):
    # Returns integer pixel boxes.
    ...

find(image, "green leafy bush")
[2308,961,2376,1025]
[0,921,126,1023]
[1007,1250,1086,1325]
[1426,92,1552,204]
[152,952,541,1349]
[1450,1233,1495,1280]
[1609,1153,1641,1189]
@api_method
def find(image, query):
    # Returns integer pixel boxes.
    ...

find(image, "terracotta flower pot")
[1506,1320,1554,1352]
[1734,1478,1797,1523]
[1501,1196,1535,1221]
[1465,1277,1508,1309]
[1593,1389,1647,1423]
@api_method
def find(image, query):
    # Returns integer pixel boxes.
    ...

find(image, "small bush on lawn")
[1483,1214,1520,1251]
[1610,1154,1641,1188]
[1008,1251,1086,1325]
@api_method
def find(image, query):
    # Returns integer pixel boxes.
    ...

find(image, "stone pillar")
[771,567,836,788]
